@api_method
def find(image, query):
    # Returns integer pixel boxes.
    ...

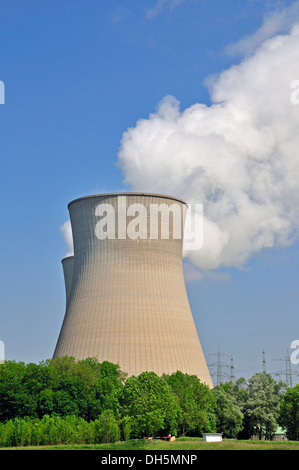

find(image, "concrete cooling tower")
[53,193,213,387]
[61,256,74,307]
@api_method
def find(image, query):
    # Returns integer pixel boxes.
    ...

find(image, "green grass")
[1,437,299,450]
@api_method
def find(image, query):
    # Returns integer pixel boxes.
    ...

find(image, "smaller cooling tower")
[54,193,213,387]
[61,256,74,307]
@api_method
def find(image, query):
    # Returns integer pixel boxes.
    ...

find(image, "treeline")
[0,356,298,447]
[0,413,121,447]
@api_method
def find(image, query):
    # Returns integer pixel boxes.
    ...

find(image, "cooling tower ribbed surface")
[53,193,213,387]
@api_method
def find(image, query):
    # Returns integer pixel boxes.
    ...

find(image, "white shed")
[203,433,223,442]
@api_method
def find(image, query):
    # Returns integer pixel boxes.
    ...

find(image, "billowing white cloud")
[117,22,299,272]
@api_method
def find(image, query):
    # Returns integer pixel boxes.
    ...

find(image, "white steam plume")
[60,220,73,257]
[117,21,299,272]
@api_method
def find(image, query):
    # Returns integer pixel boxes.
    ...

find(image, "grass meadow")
[1,437,299,450]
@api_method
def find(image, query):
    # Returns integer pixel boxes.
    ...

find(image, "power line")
[207,347,299,386]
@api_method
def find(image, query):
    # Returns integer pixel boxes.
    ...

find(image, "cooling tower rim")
[61,255,74,263]
[67,192,187,209]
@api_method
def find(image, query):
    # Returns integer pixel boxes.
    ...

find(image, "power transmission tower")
[274,349,294,387]
[230,355,236,381]
[286,351,293,388]
[262,349,267,373]
[208,348,231,385]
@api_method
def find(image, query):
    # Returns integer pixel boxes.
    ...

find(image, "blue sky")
[1,0,299,385]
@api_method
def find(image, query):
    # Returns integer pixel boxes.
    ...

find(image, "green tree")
[0,361,37,420]
[164,371,216,436]
[245,373,284,440]
[279,384,299,440]
[37,357,102,419]
[120,415,133,441]
[0,357,125,422]
[120,371,180,438]
[95,361,125,416]
[230,377,253,439]
[212,382,243,438]
[94,410,120,443]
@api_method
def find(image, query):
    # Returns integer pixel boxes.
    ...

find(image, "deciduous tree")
[279,384,299,440]
[120,371,180,437]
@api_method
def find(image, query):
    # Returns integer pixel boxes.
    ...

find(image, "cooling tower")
[61,256,74,307]
[53,193,213,387]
